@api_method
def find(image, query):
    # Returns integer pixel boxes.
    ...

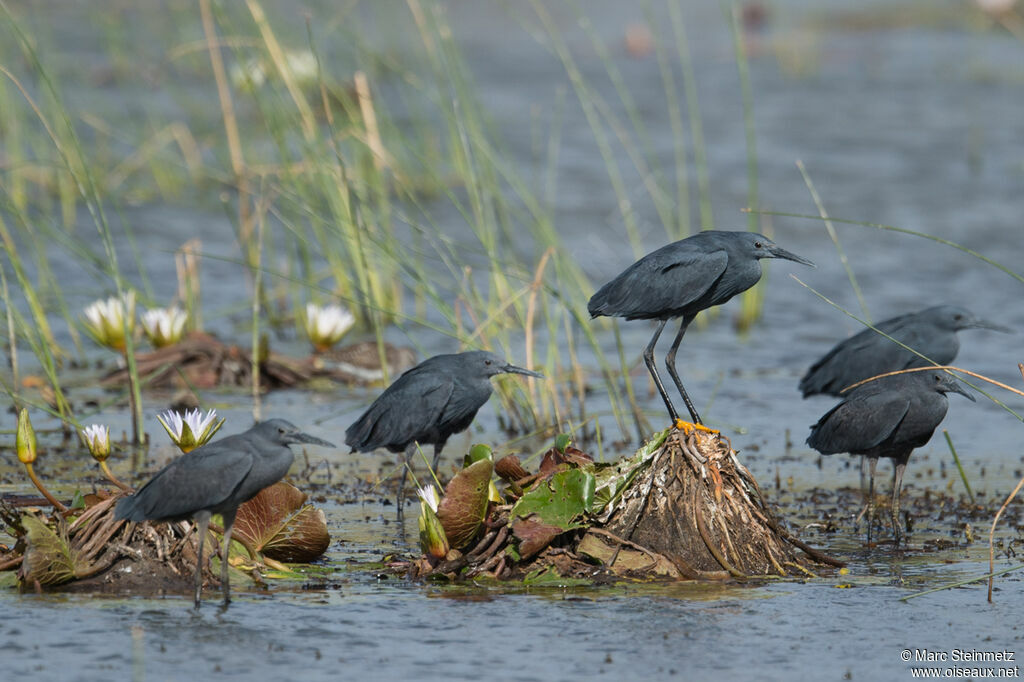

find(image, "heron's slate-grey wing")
[589,244,727,320]
[807,391,911,455]
[116,441,257,522]
[345,369,455,452]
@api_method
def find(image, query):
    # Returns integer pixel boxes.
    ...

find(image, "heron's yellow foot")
[674,419,719,435]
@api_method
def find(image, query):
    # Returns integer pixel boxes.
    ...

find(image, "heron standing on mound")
[115,419,334,608]
[345,350,542,514]
[588,230,814,428]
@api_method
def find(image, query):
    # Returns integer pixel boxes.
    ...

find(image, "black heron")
[114,419,334,607]
[806,369,973,545]
[800,305,1008,398]
[587,230,813,427]
[345,350,543,513]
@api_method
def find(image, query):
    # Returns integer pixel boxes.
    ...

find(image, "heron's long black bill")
[503,364,544,379]
[767,245,815,267]
[970,319,1012,333]
[290,432,336,447]
[949,384,976,402]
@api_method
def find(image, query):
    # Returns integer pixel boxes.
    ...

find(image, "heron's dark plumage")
[806,370,973,544]
[114,418,333,607]
[800,305,1007,398]
[587,230,813,424]
[344,350,542,513]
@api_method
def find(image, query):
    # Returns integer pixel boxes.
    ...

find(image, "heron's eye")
[954,314,963,321]
[278,427,285,434]
[484,359,492,365]
[754,241,763,248]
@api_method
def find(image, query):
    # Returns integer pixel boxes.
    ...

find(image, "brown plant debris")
[101,332,416,390]
[401,428,842,583]
[1,481,331,595]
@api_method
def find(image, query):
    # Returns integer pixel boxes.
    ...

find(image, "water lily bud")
[16,408,36,464]
[80,424,111,462]
[140,307,187,348]
[82,291,136,352]
[157,408,224,453]
[418,501,450,560]
[304,303,355,352]
[417,485,441,513]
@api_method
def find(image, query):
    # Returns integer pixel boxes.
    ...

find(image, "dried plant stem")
[199,0,252,251]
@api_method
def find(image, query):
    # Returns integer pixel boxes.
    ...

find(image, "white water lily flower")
[157,408,225,453]
[305,303,355,352]
[82,291,136,352]
[284,49,318,88]
[229,58,267,92]
[80,424,111,462]
[417,484,441,513]
[975,0,1016,16]
[140,306,188,348]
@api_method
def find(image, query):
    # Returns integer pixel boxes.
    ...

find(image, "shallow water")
[3,0,1024,679]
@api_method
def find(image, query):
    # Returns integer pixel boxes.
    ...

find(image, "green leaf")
[522,565,592,586]
[463,443,493,467]
[510,468,595,531]
[553,433,572,453]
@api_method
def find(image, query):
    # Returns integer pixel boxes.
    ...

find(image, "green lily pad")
[511,468,595,530]
[437,458,493,549]
[522,565,593,587]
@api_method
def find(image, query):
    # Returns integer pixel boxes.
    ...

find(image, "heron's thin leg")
[891,459,907,547]
[866,457,877,543]
[664,315,702,424]
[642,319,678,422]
[193,511,212,609]
[431,444,443,474]
[219,508,237,607]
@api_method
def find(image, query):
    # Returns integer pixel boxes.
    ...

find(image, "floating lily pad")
[436,458,493,549]
[232,481,330,562]
[511,468,595,530]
